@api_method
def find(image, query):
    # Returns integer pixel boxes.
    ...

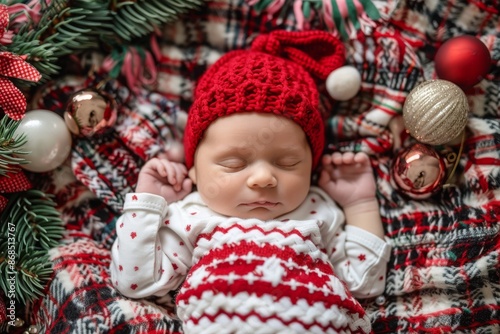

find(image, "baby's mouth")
[243,201,278,208]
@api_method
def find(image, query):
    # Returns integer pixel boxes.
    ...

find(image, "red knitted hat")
[184,30,345,169]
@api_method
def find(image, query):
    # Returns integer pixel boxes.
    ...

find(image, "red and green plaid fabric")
[27,0,499,333]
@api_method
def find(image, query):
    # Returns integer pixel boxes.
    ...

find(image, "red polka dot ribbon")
[0,52,42,120]
[0,171,31,212]
[0,4,42,120]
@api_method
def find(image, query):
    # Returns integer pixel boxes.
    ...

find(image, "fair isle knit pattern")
[110,188,390,333]
[177,243,370,334]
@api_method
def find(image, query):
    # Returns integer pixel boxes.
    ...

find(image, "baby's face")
[189,113,312,221]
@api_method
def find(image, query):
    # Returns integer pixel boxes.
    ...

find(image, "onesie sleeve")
[320,205,391,299]
[315,189,391,298]
[110,193,190,299]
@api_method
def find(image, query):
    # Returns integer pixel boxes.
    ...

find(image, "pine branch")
[2,190,65,253]
[39,0,115,54]
[0,189,64,304]
[0,116,29,176]
[6,0,114,84]
[111,0,204,41]
[5,0,204,84]
[0,250,52,305]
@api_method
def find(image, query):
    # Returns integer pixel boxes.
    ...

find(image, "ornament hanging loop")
[442,131,465,188]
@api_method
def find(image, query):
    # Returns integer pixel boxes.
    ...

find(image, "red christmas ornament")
[434,35,491,89]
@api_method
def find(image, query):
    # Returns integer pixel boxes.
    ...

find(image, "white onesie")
[111,186,391,334]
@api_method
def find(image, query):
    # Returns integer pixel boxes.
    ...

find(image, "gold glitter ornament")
[402,80,469,145]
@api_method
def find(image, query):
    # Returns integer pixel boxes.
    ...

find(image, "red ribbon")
[0,4,42,121]
[0,171,31,212]
[0,52,42,120]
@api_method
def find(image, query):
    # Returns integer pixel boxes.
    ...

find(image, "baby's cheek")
[198,172,235,203]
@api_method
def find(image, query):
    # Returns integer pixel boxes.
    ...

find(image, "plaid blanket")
[29,0,500,333]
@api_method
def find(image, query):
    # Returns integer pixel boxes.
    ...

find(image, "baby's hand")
[318,152,376,208]
[136,158,192,202]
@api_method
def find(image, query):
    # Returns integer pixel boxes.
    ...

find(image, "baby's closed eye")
[275,157,302,168]
[217,158,246,170]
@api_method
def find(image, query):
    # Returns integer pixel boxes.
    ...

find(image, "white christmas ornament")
[14,109,72,173]
[326,65,362,101]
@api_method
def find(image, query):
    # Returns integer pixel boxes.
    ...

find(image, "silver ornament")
[402,80,469,145]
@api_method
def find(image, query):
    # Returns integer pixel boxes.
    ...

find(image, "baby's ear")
[188,167,197,184]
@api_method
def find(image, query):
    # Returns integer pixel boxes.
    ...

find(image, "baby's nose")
[247,163,277,188]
